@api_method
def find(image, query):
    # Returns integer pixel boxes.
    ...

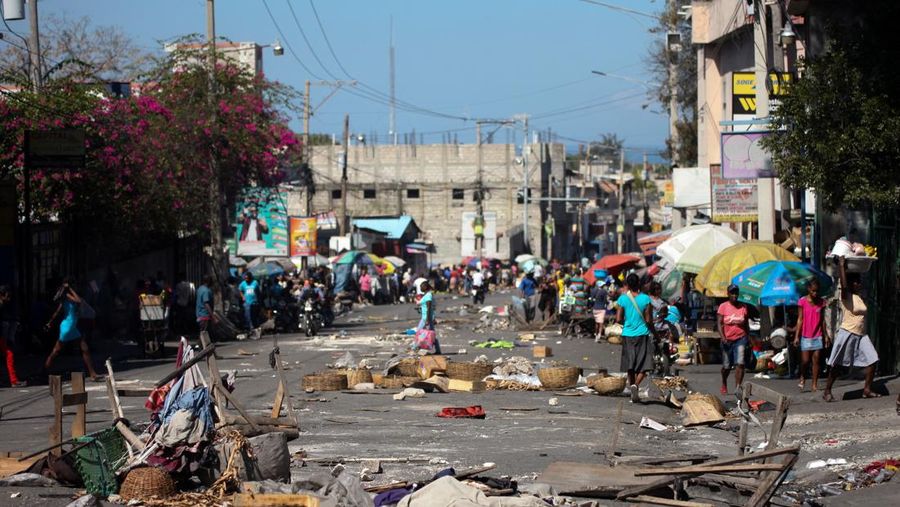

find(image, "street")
[1,291,897,505]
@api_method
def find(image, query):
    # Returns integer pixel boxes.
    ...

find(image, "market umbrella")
[694,241,800,298]
[462,256,490,268]
[384,256,407,268]
[332,250,373,266]
[656,224,745,274]
[291,254,329,269]
[731,261,835,307]
[249,261,284,278]
[368,254,396,274]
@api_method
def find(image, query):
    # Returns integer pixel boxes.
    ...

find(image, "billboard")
[710,164,757,223]
[721,131,774,178]
[672,167,711,208]
[460,211,498,257]
[234,188,289,257]
[290,217,318,257]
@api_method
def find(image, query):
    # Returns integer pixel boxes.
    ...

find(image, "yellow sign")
[732,72,791,97]
[661,180,674,207]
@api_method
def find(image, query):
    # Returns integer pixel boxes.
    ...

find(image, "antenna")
[388,17,397,145]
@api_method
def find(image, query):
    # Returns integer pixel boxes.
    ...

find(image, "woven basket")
[118,467,176,501]
[590,375,627,395]
[391,358,420,377]
[446,362,494,381]
[303,373,348,391]
[537,366,580,389]
[379,375,417,389]
[607,334,623,345]
[347,369,374,387]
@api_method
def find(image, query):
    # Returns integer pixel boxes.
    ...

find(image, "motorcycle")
[272,297,297,333]
[298,298,322,337]
[652,319,680,377]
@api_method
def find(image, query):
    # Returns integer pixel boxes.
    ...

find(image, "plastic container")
[830,238,853,257]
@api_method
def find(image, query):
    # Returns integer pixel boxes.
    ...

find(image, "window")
[452,188,464,200]
[406,188,420,199]
[363,189,376,199]
[331,189,342,199]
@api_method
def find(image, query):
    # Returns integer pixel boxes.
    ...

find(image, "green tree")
[646,1,697,167]
[761,0,900,210]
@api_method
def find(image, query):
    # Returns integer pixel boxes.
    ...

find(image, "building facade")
[287,142,572,265]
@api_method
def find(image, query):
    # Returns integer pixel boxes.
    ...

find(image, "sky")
[5,0,669,155]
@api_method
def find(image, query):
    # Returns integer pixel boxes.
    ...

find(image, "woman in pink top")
[794,279,828,391]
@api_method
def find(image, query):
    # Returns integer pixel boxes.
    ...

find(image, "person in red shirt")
[717,284,750,395]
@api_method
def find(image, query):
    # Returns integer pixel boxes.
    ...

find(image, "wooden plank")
[233,493,320,506]
[746,453,798,507]
[619,455,715,466]
[273,348,299,429]
[271,380,285,419]
[447,379,486,392]
[743,382,784,404]
[61,392,88,407]
[105,360,124,420]
[0,456,39,478]
[200,332,226,417]
[738,420,748,456]
[627,495,714,507]
[70,373,86,438]
[116,389,154,398]
[765,396,791,452]
[115,421,146,451]
[214,383,261,432]
[616,476,676,500]
[155,344,216,387]
[538,462,663,498]
[687,445,800,469]
[681,398,725,426]
[454,463,497,480]
[609,400,624,456]
[48,375,63,456]
[635,463,784,477]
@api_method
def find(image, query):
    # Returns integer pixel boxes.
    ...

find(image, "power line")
[307,0,353,78]
[578,0,657,19]
[284,0,339,80]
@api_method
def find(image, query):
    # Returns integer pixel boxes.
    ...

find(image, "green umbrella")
[731,261,834,307]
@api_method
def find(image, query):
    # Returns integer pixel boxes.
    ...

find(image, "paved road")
[0,290,897,505]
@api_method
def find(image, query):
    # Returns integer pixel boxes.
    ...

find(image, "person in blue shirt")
[615,273,655,403]
[519,272,537,323]
[195,275,216,333]
[238,272,260,330]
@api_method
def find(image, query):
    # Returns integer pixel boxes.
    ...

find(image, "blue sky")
[6,0,668,154]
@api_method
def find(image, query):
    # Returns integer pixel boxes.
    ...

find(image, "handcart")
[139,293,167,357]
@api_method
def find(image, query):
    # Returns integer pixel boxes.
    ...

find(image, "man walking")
[519,272,538,323]
[195,275,216,334]
[238,272,260,332]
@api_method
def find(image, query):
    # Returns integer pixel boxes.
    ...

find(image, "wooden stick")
[635,463,784,477]
[115,421,146,451]
[48,375,63,457]
[609,400,624,456]
[627,495,714,507]
[154,344,216,387]
[70,373,86,438]
[272,347,299,429]
[617,476,675,500]
[214,383,261,432]
[746,453,798,507]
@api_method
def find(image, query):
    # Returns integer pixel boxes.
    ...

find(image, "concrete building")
[287,142,573,265]
[164,42,265,75]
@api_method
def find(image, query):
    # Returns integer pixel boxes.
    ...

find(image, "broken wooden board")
[448,379,486,392]
[538,461,671,498]
[0,455,38,478]
[233,493,320,506]
[681,397,725,426]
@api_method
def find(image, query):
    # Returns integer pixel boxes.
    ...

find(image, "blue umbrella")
[249,261,285,278]
[731,261,834,307]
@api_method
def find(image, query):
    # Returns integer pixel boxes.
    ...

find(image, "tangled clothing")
[59,300,81,342]
[155,409,208,446]
[398,476,545,507]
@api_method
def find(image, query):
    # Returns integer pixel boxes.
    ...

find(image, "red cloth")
[436,405,486,419]
[0,337,17,384]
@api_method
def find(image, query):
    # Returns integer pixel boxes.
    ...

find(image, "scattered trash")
[393,388,426,401]
[548,397,559,406]
[639,416,671,432]
[808,458,849,469]
[436,406,487,419]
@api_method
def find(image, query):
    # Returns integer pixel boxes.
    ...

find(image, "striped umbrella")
[731,261,834,307]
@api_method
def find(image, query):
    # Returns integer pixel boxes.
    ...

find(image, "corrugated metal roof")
[352,216,417,239]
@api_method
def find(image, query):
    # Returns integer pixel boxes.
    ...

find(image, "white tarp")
[673,167,711,208]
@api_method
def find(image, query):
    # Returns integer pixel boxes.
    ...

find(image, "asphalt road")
[0,290,898,506]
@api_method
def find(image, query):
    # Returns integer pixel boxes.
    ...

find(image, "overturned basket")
[390,358,420,377]
[303,372,348,391]
[118,466,176,501]
[589,375,627,395]
[379,375,418,389]
[347,368,374,387]
[537,366,581,389]
[446,361,494,382]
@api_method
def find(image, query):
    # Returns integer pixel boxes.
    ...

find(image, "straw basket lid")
[118,466,176,501]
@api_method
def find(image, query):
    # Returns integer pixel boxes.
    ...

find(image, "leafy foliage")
[762,1,900,210]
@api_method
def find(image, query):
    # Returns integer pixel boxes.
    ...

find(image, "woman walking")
[44,279,102,381]
[823,257,880,402]
[795,279,828,391]
[615,273,654,403]
[414,281,441,354]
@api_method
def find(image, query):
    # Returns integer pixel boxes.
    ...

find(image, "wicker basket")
[537,366,581,389]
[607,334,623,345]
[303,373,348,391]
[118,466,176,501]
[446,362,494,381]
[590,375,627,395]
[391,358,420,377]
[347,368,374,387]
[379,375,418,389]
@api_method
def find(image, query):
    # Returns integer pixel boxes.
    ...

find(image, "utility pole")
[754,0,774,241]
[388,18,397,145]
[27,0,41,91]
[617,148,625,254]
[475,122,484,260]
[339,114,349,238]
[666,0,680,168]
[303,79,311,215]
[206,0,225,303]
[520,115,530,254]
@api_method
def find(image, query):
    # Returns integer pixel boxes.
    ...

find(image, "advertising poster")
[314,210,338,230]
[290,217,318,257]
[710,164,758,223]
[721,131,774,178]
[235,188,289,257]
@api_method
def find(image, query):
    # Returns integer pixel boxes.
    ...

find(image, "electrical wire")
[307,0,353,78]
